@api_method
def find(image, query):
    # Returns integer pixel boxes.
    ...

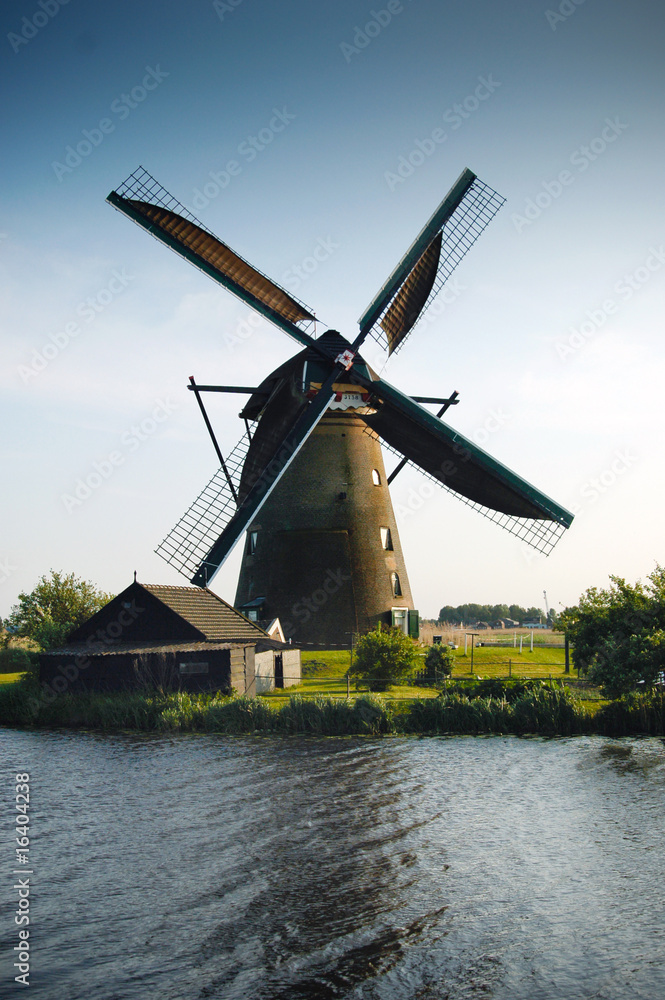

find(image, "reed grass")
[0,674,661,737]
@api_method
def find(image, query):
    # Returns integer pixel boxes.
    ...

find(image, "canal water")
[1,731,664,1000]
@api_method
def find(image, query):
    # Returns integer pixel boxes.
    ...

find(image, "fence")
[267,666,575,699]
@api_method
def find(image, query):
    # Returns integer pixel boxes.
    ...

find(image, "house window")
[247,531,258,555]
[247,609,258,621]
[179,662,209,675]
[391,572,402,597]
[372,469,381,486]
[380,527,393,550]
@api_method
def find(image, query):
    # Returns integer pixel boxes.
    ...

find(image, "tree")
[6,571,114,651]
[556,568,665,697]
[424,643,454,678]
[349,624,419,691]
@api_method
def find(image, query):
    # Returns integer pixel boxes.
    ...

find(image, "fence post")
[565,635,570,674]
[347,674,350,699]
[509,659,512,677]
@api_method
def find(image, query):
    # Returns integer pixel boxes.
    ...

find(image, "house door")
[274,653,284,688]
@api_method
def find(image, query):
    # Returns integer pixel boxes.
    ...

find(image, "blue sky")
[1,0,664,619]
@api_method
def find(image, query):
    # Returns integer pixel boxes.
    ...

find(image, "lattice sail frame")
[373,430,567,556]
[155,428,253,580]
[111,166,318,345]
[366,176,505,356]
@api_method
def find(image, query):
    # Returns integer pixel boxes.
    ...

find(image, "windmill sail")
[155,430,252,580]
[350,370,573,555]
[107,167,318,348]
[380,232,442,354]
[358,169,505,355]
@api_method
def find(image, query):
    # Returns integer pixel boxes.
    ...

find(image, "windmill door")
[274,653,284,688]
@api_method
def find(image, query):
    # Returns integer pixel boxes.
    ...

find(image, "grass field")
[263,645,572,702]
[449,645,568,677]
[0,672,25,686]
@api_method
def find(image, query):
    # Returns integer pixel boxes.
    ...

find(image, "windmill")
[107,166,573,648]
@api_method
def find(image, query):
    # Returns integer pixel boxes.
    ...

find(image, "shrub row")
[0,676,662,737]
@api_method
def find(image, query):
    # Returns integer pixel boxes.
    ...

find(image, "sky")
[1,0,664,621]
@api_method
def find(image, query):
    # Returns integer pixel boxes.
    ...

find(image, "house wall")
[229,645,255,695]
[39,650,235,694]
[254,647,302,693]
[255,650,275,694]
[282,648,301,688]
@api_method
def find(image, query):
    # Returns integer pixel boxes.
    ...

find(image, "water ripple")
[1,732,664,999]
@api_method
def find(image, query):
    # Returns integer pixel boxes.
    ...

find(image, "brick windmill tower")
[107,167,573,648]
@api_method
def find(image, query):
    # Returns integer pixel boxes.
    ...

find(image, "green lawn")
[450,645,568,678]
[263,646,572,702]
[0,672,26,686]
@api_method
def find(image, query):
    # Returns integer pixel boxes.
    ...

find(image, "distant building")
[39,580,300,696]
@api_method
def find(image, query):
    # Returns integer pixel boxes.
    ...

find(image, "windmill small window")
[372,469,381,486]
[391,572,402,597]
[247,531,258,555]
[380,527,393,550]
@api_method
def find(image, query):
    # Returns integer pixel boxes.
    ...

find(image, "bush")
[558,568,665,695]
[349,624,419,691]
[595,691,665,737]
[0,646,38,675]
[424,644,454,677]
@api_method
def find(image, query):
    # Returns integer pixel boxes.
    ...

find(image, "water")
[1,730,664,999]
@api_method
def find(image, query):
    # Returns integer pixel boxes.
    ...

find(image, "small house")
[39,580,301,696]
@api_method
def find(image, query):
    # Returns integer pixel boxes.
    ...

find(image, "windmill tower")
[107,167,573,648]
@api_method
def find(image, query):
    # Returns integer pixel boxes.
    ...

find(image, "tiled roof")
[140,584,268,642]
